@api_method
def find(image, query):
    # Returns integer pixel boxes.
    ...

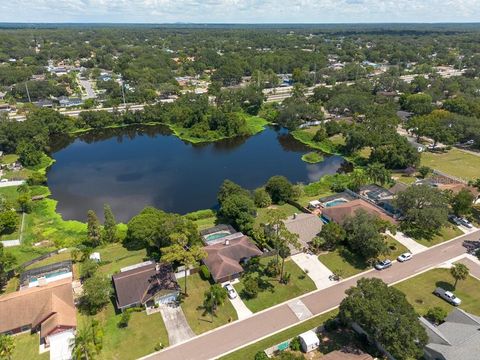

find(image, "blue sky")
[0,0,479,23]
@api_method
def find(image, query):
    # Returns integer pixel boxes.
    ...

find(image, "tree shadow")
[435,281,454,291]
[339,248,368,270]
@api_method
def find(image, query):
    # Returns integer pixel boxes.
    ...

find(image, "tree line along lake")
[47,125,349,222]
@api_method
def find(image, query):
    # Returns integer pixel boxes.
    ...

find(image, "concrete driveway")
[291,252,334,289]
[386,230,427,254]
[229,294,253,320]
[159,305,195,345]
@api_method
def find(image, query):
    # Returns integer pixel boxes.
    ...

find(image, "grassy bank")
[301,152,324,163]
[291,128,340,155]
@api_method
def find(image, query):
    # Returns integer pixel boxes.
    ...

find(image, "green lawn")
[421,148,480,181]
[1,154,19,165]
[97,243,148,276]
[219,310,338,360]
[25,250,73,270]
[4,245,56,269]
[234,257,315,313]
[301,152,324,164]
[318,236,408,279]
[11,333,48,360]
[414,225,463,247]
[79,302,169,360]
[391,172,418,185]
[319,248,367,278]
[255,204,299,226]
[179,273,238,334]
[394,268,480,316]
[290,129,340,154]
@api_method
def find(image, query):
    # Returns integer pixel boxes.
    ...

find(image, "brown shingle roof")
[321,199,396,225]
[283,213,323,249]
[203,236,262,282]
[0,278,76,337]
[112,263,179,309]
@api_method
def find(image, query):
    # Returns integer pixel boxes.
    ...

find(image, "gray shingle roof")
[422,308,480,360]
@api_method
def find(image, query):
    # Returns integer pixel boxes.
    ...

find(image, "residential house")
[283,213,323,253]
[112,261,180,312]
[0,278,76,352]
[421,308,480,360]
[202,236,262,283]
[58,96,83,108]
[321,199,396,225]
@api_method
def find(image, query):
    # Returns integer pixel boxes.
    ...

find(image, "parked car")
[224,283,237,299]
[397,252,413,262]
[448,214,463,226]
[375,259,392,270]
[459,217,473,229]
[434,287,462,306]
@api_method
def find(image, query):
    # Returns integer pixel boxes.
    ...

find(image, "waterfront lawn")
[25,250,73,270]
[255,204,299,226]
[414,225,463,247]
[79,301,169,360]
[421,148,480,180]
[179,273,238,334]
[234,257,315,313]
[4,245,56,269]
[97,243,148,276]
[291,128,340,154]
[394,268,480,316]
[219,310,338,360]
[11,333,48,360]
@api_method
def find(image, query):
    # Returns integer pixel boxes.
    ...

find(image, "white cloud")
[0,0,479,23]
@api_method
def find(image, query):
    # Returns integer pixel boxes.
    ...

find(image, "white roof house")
[299,330,320,353]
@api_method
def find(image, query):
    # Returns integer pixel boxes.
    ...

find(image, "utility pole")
[25,82,31,103]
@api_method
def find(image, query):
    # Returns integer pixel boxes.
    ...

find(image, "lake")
[48,125,348,222]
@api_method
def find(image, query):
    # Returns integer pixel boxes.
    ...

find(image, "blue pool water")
[30,270,68,282]
[325,199,349,207]
[205,232,231,243]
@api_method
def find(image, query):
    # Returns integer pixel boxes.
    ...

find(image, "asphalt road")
[142,230,479,360]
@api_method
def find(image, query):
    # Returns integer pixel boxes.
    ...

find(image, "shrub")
[418,166,432,178]
[426,307,448,325]
[253,188,272,208]
[154,342,165,351]
[27,172,47,185]
[118,310,131,328]
[264,258,279,277]
[289,336,302,351]
[281,272,291,285]
[254,351,269,360]
[199,264,211,280]
[324,316,340,331]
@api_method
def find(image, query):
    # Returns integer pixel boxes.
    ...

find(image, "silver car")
[434,287,461,306]
[224,283,237,299]
[397,252,413,262]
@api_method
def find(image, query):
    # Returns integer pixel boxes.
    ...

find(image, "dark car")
[375,259,392,270]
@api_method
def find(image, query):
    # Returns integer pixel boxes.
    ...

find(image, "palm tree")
[450,263,469,289]
[203,284,227,321]
[366,162,391,186]
[70,320,102,360]
[0,334,15,360]
[162,233,207,296]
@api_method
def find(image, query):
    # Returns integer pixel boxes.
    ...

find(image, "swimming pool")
[30,270,69,282]
[324,198,349,207]
[204,231,231,243]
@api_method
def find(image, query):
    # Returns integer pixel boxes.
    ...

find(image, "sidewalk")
[386,230,427,254]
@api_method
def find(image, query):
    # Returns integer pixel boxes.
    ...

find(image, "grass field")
[319,236,408,279]
[233,257,315,313]
[78,301,169,360]
[179,273,238,334]
[394,268,480,316]
[290,128,339,154]
[11,333,48,360]
[414,225,463,247]
[421,148,480,180]
[219,310,337,360]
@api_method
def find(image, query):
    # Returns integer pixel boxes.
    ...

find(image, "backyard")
[394,268,480,316]
[421,148,480,181]
[179,273,238,334]
[219,310,338,360]
[233,256,316,313]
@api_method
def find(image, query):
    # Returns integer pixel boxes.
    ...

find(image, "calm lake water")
[48,125,348,222]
